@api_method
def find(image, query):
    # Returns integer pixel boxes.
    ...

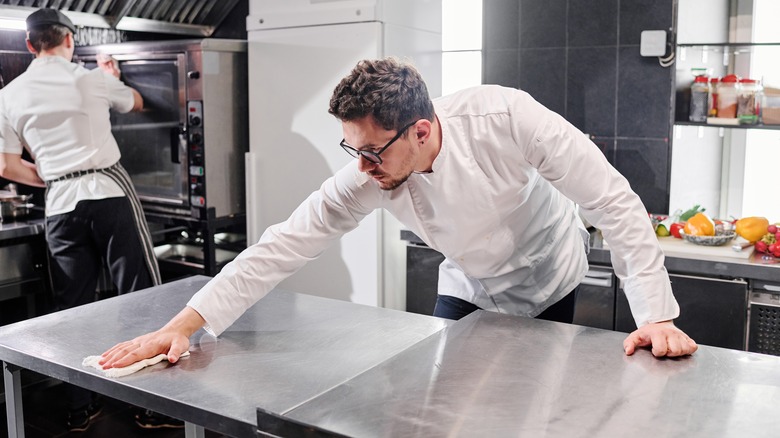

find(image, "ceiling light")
[0,17,26,31]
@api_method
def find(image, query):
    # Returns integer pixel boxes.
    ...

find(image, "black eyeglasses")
[340,119,420,165]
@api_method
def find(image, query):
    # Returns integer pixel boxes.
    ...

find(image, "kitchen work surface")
[655,235,752,260]
[264,311,780,438]
[603,235,752,260]
[0,276,448,437]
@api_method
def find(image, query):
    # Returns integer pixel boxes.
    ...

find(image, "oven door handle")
[170,124,186,164]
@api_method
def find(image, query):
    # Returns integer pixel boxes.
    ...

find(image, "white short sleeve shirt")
[0,55,135,216]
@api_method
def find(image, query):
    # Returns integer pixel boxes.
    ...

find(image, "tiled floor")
[1,372,225,438]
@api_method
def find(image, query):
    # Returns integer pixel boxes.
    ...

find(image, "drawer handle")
[581,277,612,288]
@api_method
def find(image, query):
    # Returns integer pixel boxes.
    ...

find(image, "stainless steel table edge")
[0,276,219,436]
[0,275,453,438]
[2,356,211,437]
[263,310,780,438]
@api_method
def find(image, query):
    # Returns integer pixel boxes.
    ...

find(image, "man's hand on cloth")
[98,306,205,369]
[98,329,191,370]
[623,320,698,357]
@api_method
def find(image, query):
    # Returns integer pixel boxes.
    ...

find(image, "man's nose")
[357,155,376,172]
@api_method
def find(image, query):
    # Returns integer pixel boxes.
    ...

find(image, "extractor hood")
[0,0,240,36]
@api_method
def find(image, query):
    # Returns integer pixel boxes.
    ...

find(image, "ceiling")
[0,0,241,36]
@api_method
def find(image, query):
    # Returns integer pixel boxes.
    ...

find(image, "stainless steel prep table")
[0,218,44,241]
[266,311,780,438]
[0,276,448,437]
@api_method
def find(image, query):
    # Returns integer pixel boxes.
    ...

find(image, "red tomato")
[670,222,685,239]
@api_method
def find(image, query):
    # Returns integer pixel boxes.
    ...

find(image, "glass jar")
[716,74,740,119]
[762,86,780,125]
[737,78,762,124]
[689,76,710,122]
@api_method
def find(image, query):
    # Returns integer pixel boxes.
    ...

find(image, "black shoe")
[134,409,185,429]
[67,401,103,432]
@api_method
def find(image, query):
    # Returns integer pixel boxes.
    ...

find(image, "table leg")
[3,362,24,438]
[185,421,205,438]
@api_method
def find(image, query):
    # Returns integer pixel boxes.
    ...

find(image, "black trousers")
[432,287,579,323]
[45,196,157,411]
[45,196,156,310]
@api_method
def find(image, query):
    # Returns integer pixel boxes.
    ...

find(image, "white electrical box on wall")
[640,30,668,57]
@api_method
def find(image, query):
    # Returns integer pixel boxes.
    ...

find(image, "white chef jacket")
[0,56,134,216]
[189,85,680,336]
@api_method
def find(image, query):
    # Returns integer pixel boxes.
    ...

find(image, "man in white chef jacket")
[0,8,184,432]
[100,57,697,370]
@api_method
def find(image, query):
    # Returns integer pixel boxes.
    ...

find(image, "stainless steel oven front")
[75,39,248,220]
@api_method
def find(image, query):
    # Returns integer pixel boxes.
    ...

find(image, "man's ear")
[25,38,37,56]
[415,119,432,144]
[64,32,74,49]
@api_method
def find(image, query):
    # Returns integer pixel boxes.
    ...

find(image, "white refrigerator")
[245,0,442,308]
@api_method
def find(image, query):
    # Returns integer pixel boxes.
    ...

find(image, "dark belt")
[45,162,121,187]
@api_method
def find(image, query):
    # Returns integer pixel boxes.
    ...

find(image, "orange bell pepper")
[683,212,715,236]
[735,217,769,243]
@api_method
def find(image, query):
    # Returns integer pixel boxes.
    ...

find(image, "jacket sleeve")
[187,162,380,336]
[101,72,135,114]
[0,96,23,155]
[508,88,679,327]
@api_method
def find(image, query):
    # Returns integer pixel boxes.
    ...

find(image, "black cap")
[26,9,76,33]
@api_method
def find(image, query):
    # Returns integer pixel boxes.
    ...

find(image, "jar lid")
[740,78,757,83]
[721,74,740,83]
[694,75,709,83]
[709,78,719,84]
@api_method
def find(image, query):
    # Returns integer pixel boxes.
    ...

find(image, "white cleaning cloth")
[82,351,190,378]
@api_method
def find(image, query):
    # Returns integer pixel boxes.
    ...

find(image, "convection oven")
[74,39,248,220]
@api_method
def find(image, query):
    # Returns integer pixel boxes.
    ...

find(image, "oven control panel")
[187,100,206,209]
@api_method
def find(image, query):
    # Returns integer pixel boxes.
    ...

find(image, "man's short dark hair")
[328,57,435,132]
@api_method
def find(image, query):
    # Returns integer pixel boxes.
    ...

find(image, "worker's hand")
[623,320,698,357]
[98,306,205,369]
[96,53,121,79]
[98,329,191,369]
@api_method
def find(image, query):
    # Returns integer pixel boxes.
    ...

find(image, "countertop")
[3,276,780,437]
[0,217,44,242]
[588,230,780,283]
[0,276,449,437]
[401,229,780,283]
[273,310,780,438]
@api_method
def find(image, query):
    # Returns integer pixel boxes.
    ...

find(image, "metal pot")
[0,191,34,222]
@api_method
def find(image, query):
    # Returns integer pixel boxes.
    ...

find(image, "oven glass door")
[114,56,188,207]
[84,54,188,208]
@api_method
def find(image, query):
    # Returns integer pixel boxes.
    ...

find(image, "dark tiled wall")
[484,0,675,214]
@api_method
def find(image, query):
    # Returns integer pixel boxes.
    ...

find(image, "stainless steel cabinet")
[748,281,780,356]
[0,236,50,326]
[573,265,616,330]
[405,244,445,316]
[616,273,748,350]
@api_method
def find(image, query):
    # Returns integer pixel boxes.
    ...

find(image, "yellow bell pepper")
[683,212,715,236]
[735,216,769,242]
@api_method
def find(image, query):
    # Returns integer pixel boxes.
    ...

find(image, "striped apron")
[45,162,162,287]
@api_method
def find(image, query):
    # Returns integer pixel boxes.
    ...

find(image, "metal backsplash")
[0,0,240,36]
